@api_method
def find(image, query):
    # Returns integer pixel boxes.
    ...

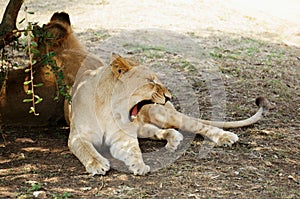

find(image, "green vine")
[22,7,43,116]
[17,7,71,115]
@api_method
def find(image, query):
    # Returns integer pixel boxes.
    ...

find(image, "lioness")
[69,52,269,175]
[0,12,102,126]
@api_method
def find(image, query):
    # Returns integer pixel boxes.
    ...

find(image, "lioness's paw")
[86,158,110,176]
[216,131,239,147]
[165,129,184,151]
[129,162,150,175]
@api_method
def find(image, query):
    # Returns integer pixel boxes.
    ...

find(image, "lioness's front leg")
[137,104,238,146]
[137,123,183,151]
[108,129,150,175]
[68,133,110,175]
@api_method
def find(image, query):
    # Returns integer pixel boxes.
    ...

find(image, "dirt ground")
[0,0,300,198]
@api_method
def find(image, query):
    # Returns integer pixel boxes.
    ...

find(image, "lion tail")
[198,97,271,129]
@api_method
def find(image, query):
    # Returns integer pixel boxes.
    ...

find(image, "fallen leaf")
[288,175,299,183]
[263,160,273,167]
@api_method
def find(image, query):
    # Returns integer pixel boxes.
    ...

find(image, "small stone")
[33,191,46,198]
[80,186,92,191]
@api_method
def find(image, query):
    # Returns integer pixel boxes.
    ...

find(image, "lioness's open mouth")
[129,100,154,121]
[129,96,171,121]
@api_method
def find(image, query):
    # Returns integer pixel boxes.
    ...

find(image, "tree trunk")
[0,0,23,49]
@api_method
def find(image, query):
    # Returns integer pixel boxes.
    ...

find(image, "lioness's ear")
[44,23,68,47]
[50,12,71,25]
[110,53,133,78]
[42,12,71,48]
[125,57,139,67]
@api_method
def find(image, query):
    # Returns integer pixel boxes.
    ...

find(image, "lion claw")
[165,129,184,151]
[216,131,239,147]
[86,158,110,176]
[129,163,150,175]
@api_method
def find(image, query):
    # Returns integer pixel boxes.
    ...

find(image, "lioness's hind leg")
[109,130,150,175]
[68,135,110,175]
[199,128,239,146]
[138,104,238,146]
[138,124,183,151]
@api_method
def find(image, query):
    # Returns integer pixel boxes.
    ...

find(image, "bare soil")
[0,0,299,198]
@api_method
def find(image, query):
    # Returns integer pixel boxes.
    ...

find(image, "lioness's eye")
[147,78,155,84]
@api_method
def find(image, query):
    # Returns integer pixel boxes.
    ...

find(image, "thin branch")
[24,7,39,116]
[0,0,24,49]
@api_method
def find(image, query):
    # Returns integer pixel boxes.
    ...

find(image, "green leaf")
[19,18,25,24]
[29,107,39,116]
[24,68,30,73]
[34,83,44,87]
[34,95,43,102]
[46,32,53,38]
[27,90,33,95]
[30,48,40,54]
[21,37,27,43]
[24,80,32,85]
[31,41,38,47]
[48,51,55,57]
[24,45,29,52]
[29,107,37,115]
[35,97,43,104]
[23,99,33,103]
[29,107,34,113]
[27,23,32,30]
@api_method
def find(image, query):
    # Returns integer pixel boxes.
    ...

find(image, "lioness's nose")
[163,87,172,100]
[164,94,171,104]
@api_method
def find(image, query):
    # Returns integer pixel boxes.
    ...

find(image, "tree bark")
[0,0,24,49]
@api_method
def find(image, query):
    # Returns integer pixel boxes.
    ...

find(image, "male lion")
[69,52,270,175]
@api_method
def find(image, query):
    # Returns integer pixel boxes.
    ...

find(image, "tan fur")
[68,52,269,175]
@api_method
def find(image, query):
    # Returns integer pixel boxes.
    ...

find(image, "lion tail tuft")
[255,97,271,111]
